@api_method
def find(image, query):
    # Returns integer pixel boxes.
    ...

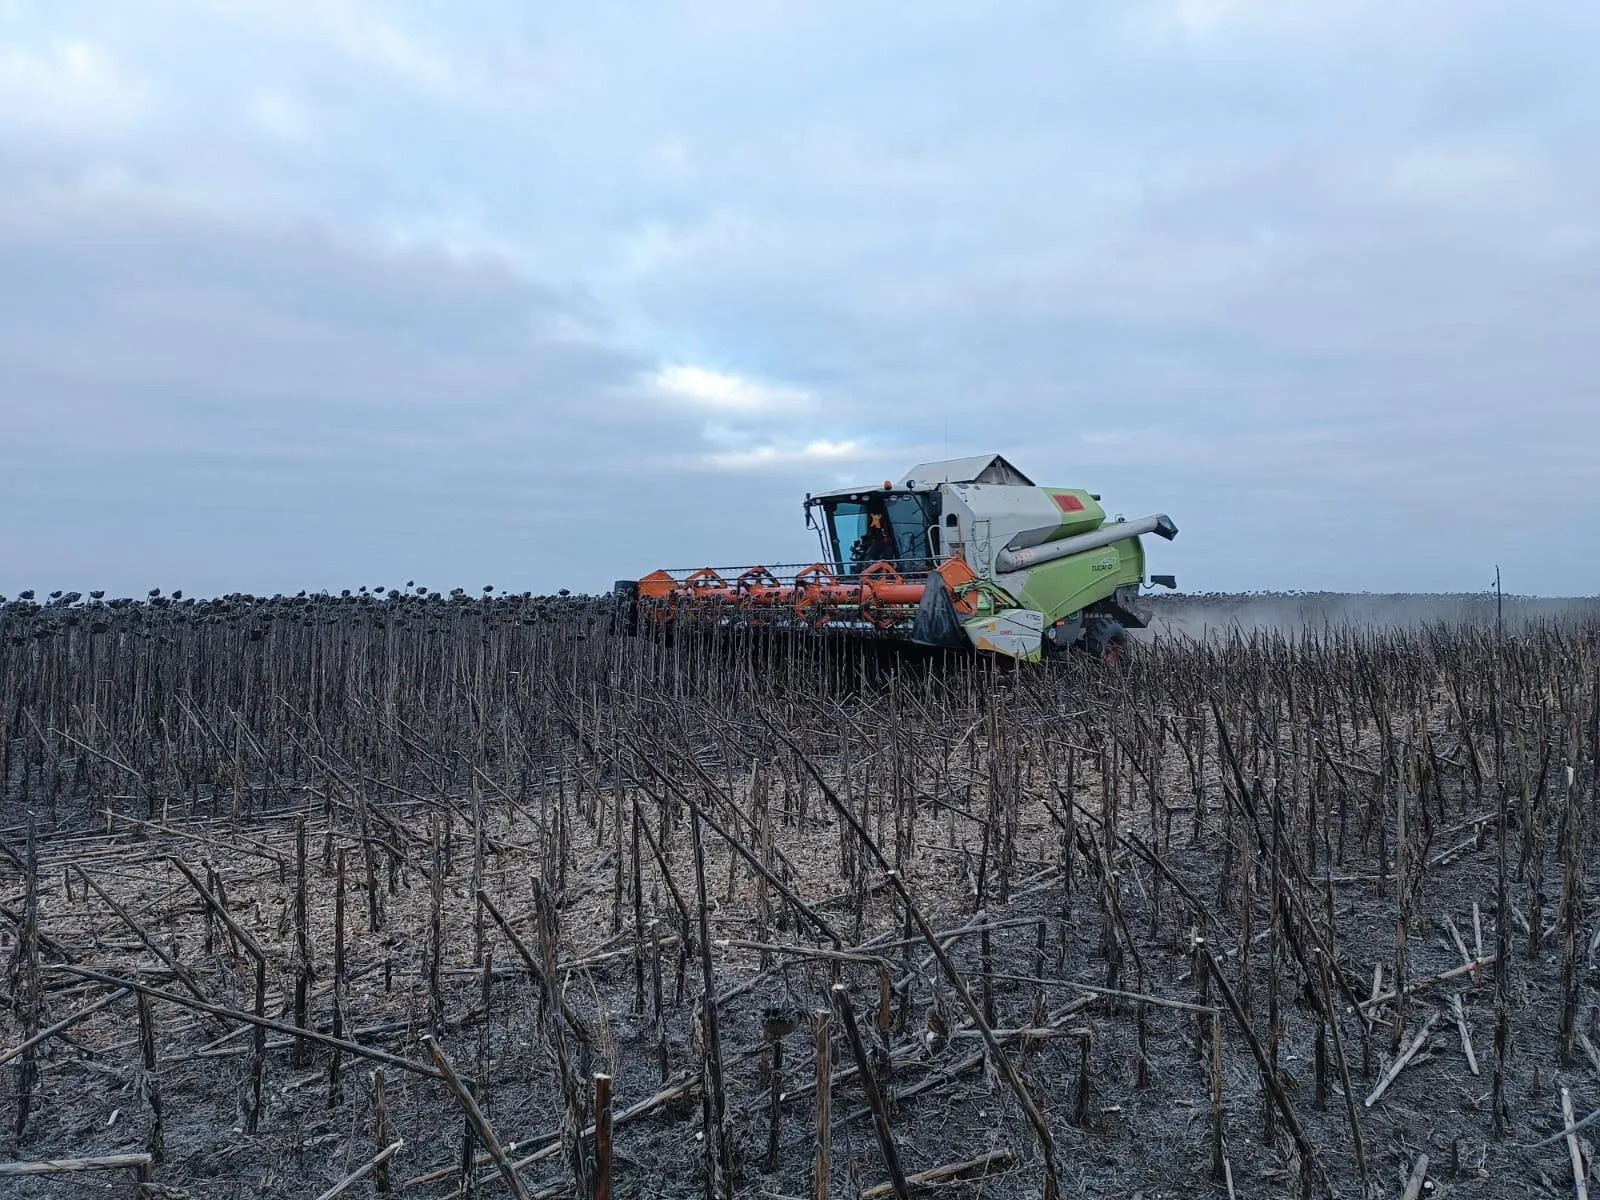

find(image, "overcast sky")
[2,1,1596,599]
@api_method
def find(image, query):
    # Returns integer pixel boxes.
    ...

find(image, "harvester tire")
[1082,617,1128,667]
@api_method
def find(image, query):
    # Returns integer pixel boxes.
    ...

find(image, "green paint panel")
[1014,536,1145,625]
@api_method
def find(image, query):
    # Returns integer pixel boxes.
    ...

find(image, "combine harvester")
[614,454,1177,663]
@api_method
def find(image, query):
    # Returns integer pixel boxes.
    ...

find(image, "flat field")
[0,590,1596,1199]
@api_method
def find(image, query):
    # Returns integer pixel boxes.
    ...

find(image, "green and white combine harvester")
[614,454,1177,663]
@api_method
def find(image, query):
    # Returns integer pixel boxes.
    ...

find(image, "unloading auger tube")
[613,453,1178,664]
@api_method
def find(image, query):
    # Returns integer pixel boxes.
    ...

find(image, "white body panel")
[938,484,1072,581]
[961,608,1045,661]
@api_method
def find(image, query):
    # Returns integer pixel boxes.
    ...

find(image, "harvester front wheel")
[1082,617,1128,667]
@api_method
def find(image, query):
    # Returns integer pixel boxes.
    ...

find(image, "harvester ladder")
[973,519,993,579]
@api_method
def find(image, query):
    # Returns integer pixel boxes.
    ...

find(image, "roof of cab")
[806,454,1034,501]
[898,454,1033,487]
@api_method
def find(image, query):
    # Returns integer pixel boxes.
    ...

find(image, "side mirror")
[1150,574,1177,589]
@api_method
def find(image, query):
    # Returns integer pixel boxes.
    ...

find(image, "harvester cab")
[615,453,1177,663]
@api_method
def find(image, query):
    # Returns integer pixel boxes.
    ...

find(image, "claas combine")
[613,454,1177,663]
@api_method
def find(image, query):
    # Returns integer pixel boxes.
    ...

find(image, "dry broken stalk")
[813,1009,832,1200]
[422,1035,531,1200]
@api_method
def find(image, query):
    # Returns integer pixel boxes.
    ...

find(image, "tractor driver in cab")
[850,510,897,571]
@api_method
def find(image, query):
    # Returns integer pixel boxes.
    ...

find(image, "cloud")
[0,0,1597,595]
[0,40,148,136]
[0,199,668,594]
[207,0,458,96]
[1168,0,1254,32]
[652,364,811,414]
[700,439,872,471]
[245,92,315,144]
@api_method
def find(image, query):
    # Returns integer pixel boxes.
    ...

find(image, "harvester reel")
[736,566,781,592]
